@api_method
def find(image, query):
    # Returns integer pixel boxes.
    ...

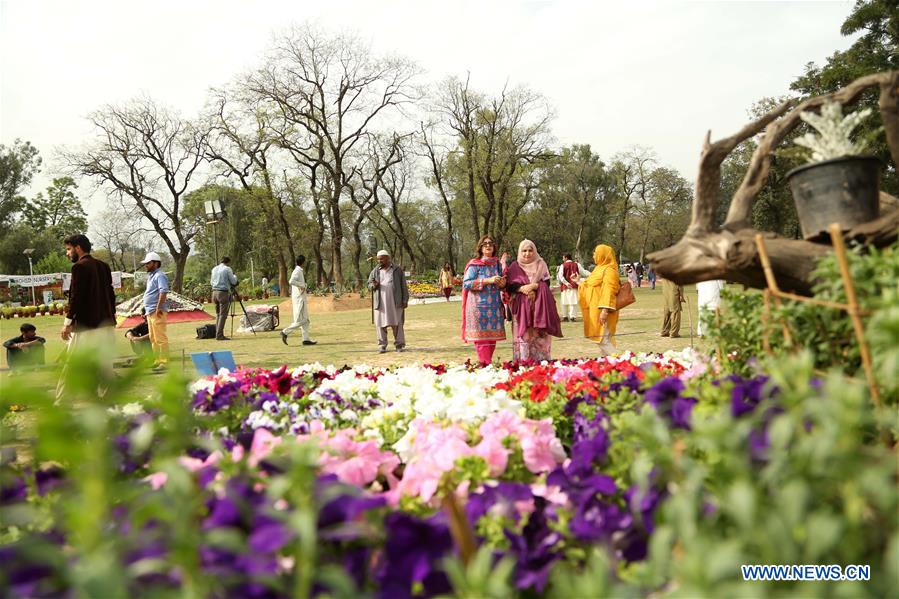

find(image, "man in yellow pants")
[660,277,684,338]
[141,252,169,372]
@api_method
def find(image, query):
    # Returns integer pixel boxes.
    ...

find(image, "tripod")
[229,285,257,337]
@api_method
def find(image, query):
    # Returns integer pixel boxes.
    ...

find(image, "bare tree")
[610,147,655,262]
[247,25,418,286]
[91,204,151,272]
[346,133,406,287]
[419,121,458,271]
[475,85,554,248]
[371,144,419,272]
[434,75,483,242]
[204,85,295,294]
[62,97,207,290]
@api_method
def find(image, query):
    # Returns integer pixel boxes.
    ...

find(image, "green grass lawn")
[1,286,703,376]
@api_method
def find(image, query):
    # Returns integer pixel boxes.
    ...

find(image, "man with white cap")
[141,251,169,371]
[367,249,409,353]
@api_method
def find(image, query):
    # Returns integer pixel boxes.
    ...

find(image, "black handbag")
[196,324,216,339]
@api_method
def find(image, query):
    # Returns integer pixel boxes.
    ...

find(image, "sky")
[1,0,858,220]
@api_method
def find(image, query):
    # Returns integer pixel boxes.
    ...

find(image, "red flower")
[530,383,550,403]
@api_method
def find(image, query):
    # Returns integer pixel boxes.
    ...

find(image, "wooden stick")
[827,223,881,408]
[762,289,772,353]
[442,493,476,566]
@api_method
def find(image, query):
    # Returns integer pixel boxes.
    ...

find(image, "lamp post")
[23,248,36,306]
[203,199,226,263]
[247,250,257,289]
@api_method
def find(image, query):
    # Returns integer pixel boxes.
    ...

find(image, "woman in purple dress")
[461,235,507,365]
[505,239,562,362]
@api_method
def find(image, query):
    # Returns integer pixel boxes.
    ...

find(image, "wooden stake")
[442,493,476,566]
[827,223,881,408]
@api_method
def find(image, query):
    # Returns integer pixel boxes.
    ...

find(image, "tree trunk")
[171,248,189,292]
[277,251,288,297]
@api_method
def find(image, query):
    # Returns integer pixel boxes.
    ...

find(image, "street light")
[22,248,36,306]
[204,198,226,263]
[247,250,257,289]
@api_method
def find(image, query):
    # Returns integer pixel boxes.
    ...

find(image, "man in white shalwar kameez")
[281,255,317,346]
[556,253,590,321]
[695,279,725,337]
[367,250,409,353]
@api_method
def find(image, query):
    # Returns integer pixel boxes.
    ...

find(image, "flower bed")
[407,280,444,298]
[2,349,895,597]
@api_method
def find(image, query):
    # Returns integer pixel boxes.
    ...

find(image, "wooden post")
[753,229,881,409]
[441,493,476,566]
[762,289,772,354]
[827,223,881,408]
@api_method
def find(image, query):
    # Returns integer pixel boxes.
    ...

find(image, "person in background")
[439,263,455,301]
[461,236,506,365]
[261,276,268,292]
[4,323,46,369]
[124,316,152,357]
[635,262,645,288]
[141,251,169,372]
[281,255,317,346]
[578,244,620,356]
[368,250,409,353]
[660,276,685,338]
[626,264,639,289]
[210,256,238,341]
[647,265,657,290]
[505,239,562,362]
[696,279,725,337]
[556,253,590,322]
[57,234,117,399]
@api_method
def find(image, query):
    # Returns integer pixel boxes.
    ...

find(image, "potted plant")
[787,101,881,239]
[39,304,48,315]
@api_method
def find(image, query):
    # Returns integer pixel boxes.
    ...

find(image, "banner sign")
[6,274,60,287]
[112,271,123,289]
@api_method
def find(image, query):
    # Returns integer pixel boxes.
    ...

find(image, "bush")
[705,240,899,401]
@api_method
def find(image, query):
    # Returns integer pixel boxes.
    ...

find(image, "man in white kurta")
[367,250,409,353]
[695,279,725,337]
[556,253,590,321]
[281,256,316,346]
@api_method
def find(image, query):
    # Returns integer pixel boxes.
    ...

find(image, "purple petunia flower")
[644,377,696,430]
[465,481,533,525]
[670,397,697,430]
[504,497,562,592]
[643,377,684,410]
[375,512,453,598]
[728,374,772,418]
[248,522,293,553]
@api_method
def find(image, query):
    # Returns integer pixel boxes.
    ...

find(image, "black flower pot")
[786,155,881,240]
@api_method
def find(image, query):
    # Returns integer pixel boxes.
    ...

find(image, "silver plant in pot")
[787,101,881,240]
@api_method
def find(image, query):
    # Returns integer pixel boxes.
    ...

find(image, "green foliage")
[0,224,61,275]
[622,355,897,597]
[22,177,88,236]
[704,241,899,401]
[790,0,898,194]
[34,252,71,275]
[0,139,42,227]
[700,287,766,374]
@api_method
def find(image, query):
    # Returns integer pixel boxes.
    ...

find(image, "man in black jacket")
[57,234,117,398]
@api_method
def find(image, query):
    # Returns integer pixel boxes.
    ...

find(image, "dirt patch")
[278,293,370,315]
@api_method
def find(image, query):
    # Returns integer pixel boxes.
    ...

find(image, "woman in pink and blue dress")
[461,234,507,365]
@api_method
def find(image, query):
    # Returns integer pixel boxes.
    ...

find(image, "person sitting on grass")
[124,316,152,357]
[4,323,46,370]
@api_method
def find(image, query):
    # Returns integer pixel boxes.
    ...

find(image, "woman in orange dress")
[578,244,620,356]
